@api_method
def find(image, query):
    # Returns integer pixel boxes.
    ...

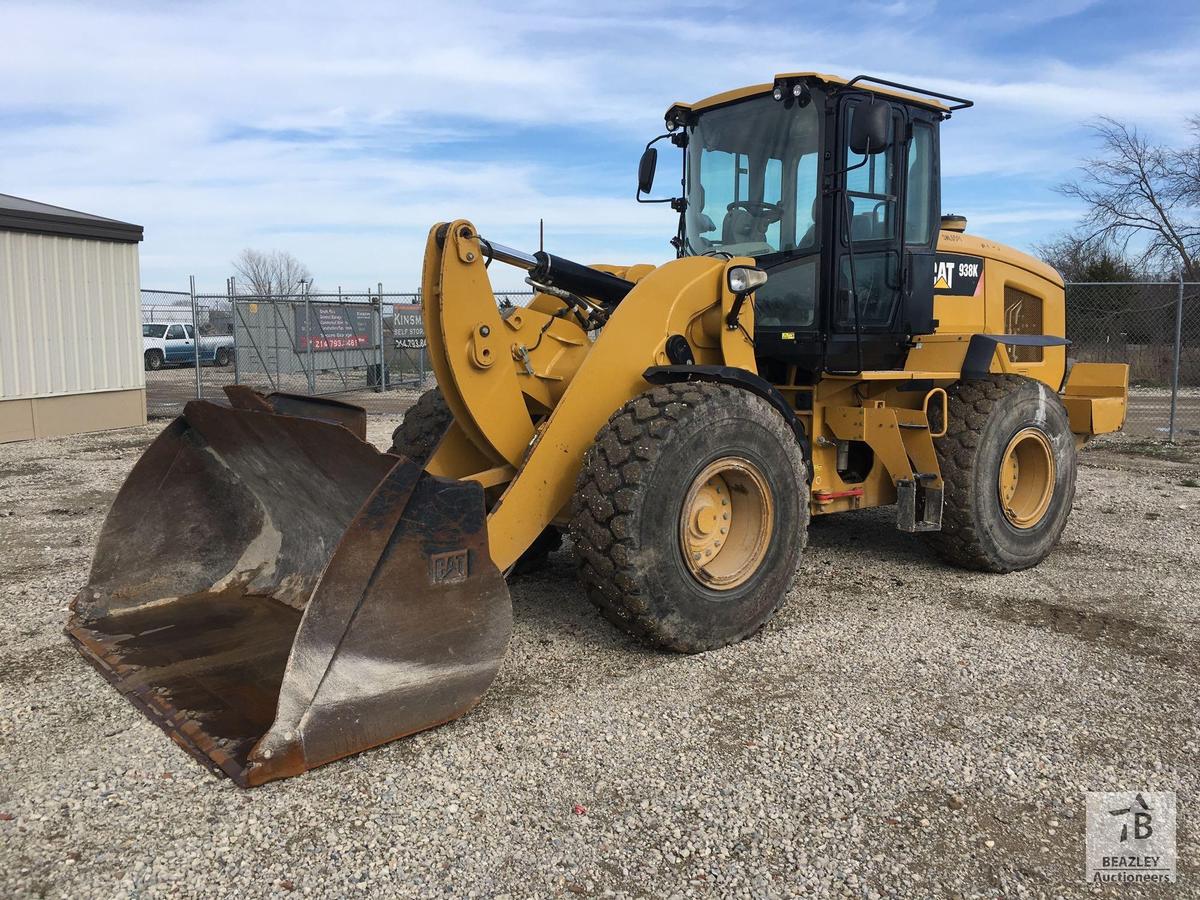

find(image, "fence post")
[304,282,316,394]
[417,284,425,387]
[374,284,385,392]
[273,295,280,390]
[1169,275,1184,442]
[229,277,240,385]
[189,275,201,400]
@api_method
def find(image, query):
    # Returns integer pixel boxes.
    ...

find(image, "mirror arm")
[825,149,872,180]
[637,133,677,204]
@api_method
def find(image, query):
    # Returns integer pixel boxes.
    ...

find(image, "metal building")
[0,194,145,442]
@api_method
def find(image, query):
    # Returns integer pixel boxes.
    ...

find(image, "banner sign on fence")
[393,304,426,348]
[293,304,374,352]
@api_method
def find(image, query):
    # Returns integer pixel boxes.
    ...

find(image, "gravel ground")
[1,414,1199,898]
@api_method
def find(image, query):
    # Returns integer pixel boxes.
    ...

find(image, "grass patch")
[1099,440,1200,464]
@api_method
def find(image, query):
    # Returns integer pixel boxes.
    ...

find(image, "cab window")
[685,95,821,257]
[904,124,935,245]
[166,324,185,340]
[835,255,900,330]
[795,153,819,249]
[844,104,897,243]
[754,257,818,328]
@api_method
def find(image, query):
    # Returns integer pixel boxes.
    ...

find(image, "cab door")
[164,324,192,363]
[825,95,907,372]
[826,98,943,374]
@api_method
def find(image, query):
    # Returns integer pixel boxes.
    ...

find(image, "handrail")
[843,75,974,111]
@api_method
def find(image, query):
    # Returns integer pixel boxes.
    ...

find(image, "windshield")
[143,324,167,338]
[684,94,820,257]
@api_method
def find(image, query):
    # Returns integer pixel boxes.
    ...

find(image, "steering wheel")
[726,200,785,225]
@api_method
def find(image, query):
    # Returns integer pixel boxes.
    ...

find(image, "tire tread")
[570,382,808,653]
[929,374,1071,572]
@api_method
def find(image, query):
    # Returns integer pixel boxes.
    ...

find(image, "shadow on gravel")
[0,461,49,479]
[805,506,942,567]
[946,593,1196,674]
[484,549,677,711]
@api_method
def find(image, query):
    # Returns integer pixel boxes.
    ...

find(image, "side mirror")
[637,147,658,195]
[849,98,891,155]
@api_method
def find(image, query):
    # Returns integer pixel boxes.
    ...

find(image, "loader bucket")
[66,391,511,787]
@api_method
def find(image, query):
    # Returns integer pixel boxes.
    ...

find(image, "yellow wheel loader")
[68,73,1130,786]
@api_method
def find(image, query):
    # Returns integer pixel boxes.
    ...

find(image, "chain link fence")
[1065,281,1199,439]
[141,284,535,417]
[141,286,235,418]
[142,279,1197,438]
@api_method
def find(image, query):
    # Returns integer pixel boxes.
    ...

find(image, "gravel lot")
[2,412,1199,898]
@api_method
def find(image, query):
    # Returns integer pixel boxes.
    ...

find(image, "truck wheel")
[929,374,1077,573]
[571,382,808,653]
[215,348,231,367]
[145,350,164,371]
[388,387,453,463]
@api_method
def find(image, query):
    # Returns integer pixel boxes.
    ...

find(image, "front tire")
[929,374,1077,573]
[145,350,164,371]
[390,386,560,574]
[570,382,809,653]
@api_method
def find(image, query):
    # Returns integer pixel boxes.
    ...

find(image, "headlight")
[727,266,768,294]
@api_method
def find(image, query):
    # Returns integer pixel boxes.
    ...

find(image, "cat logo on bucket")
[430,549,469,584]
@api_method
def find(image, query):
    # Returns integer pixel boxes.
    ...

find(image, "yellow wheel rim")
[997,427,1056,529]
[680,458,773,590]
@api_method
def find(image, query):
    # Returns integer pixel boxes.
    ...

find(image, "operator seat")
[722,207,767,244]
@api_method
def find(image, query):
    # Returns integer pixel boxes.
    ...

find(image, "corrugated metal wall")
[0,231,143,401]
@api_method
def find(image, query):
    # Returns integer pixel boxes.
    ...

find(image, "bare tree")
[1059,117,1200,280]
[232,249,314,297]
[1034,232,1141,282]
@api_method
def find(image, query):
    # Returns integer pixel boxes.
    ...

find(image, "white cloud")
[2,0,1198,289]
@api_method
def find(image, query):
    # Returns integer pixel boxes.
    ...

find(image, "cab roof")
[669,73,960,118]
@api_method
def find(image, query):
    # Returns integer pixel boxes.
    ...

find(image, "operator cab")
[637,73,971,379]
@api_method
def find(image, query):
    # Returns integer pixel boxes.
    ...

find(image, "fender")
[642,364,810,453]
[961,333,1070,380]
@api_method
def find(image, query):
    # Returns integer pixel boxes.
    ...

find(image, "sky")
[2,0,1199,292]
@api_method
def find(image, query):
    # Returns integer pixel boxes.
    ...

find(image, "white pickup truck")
[142,322,234,370]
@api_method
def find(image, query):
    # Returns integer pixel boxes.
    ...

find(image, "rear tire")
[388,388,453,463]
[570,382,808,653]
[929,374,1076,573]
[215,347,231,367]
[145,350,163,371]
